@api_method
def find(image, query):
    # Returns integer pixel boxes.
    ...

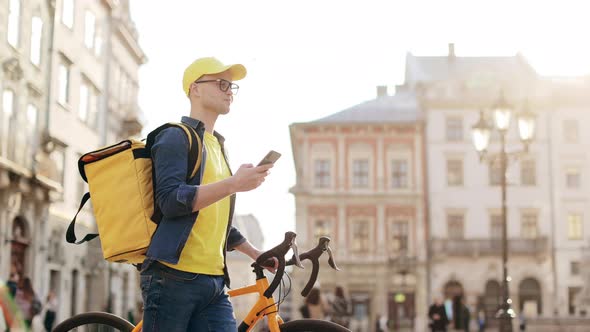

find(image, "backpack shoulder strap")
[149,122,202,223]
[174,123,202,181]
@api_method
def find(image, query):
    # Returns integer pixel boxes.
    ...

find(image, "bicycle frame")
[128,275,282,332]
[228,274,284,332]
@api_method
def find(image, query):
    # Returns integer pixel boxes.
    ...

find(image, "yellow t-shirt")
[162,132,230,274]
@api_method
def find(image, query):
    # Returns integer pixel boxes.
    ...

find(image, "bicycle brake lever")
[291,242,304,269]
[326,246,340,271]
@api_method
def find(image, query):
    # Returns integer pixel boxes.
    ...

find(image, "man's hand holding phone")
[230,151,281,193]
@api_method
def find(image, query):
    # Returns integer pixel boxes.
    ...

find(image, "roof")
[311,91,421,124]
[404,52,538,85]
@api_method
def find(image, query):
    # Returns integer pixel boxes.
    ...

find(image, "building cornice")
[101,0,117,10]
[116,21,148,65]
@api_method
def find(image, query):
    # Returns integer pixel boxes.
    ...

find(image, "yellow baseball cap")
[182,57,247,96]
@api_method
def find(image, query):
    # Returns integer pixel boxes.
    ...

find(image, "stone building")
[289,90,428,331]
[0,0,146,327]
[412,44,590,330]
[289,44,590,331]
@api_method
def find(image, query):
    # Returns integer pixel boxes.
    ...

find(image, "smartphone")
[257,150,281,166]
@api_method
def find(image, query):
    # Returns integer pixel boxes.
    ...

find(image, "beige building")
[409,44,590,330]
[1,0,146,328]
[1,0,57,308]
[289,91,428,331]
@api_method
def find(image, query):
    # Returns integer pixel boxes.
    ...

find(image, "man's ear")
[189,82,201,98]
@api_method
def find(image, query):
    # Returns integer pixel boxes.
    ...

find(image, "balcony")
[431,237,549,258]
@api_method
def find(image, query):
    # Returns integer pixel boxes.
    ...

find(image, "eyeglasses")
[193,79,239,95]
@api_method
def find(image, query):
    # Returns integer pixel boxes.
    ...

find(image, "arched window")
[444,280,464,300]
[519,278,542,315]
[10,216,30,278]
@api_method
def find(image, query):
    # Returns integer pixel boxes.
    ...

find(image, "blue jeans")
[140,262,236,332]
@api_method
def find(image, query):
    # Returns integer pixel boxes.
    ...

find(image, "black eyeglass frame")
[192,79,239,95]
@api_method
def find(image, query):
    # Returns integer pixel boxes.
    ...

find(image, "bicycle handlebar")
[253,232,341,300]
[255,231,303,298]
[286,236,340,297]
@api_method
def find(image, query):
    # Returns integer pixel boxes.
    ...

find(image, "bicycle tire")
[280,319,351,332]
[53,311,135,332]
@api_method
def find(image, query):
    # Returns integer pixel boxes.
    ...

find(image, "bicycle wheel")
[53,312,135,332]
[280,319,350,332]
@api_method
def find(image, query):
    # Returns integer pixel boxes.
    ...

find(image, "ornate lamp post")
[471,93,536,332]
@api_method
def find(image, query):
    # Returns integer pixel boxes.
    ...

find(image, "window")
[24,104,38,167]
[7,0,21,47]
[391,159,408,188]
[50,144,66,186]
[84,11,96,50]
[570,261,580,275]
[26,104,38,133]
[566,168,581,188]
[313,220,331,242]
[390,220,409,253]
[569,287,582,315]
[79,82,88,121]
[1,90,16,158]
[30,16,43,66]
[79,79,99,128]
[314,160,331,188]
[490,214,502,239]
[447,213,464,239]
[61,0,74,28]
[58,60,70,105]
[568,214,583,240]
[352,159,369,188]
[447,159,463,186]
[446,117,463,141]
[94,26,102,56]
[521,213,538,239]
[521,159,536,186]
[563,120,579,143]
[489,162,502,186]
[351,220,369,253]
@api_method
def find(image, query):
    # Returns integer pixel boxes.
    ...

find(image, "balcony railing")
[431,237,549,257]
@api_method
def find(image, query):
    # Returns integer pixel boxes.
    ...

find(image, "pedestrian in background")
[330,286,351,327]
[6,273,18,299]
[15,277,41,329]
[428,297,449,332]
[305,287,328,319]
[43,290,58,332]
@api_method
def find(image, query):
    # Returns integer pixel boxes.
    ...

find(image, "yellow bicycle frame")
[227,276,284,332]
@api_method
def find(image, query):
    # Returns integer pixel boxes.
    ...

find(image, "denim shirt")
[145,116,246,287]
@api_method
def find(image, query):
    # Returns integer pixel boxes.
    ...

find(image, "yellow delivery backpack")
[66,122,202,264]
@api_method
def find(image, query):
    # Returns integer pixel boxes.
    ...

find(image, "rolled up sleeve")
[151,128,198,218]
[227,226,246,251]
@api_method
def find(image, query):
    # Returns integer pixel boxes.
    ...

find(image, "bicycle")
[53,232,350,332]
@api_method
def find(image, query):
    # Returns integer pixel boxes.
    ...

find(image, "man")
[140,57,275,331]
[428,297,449,332]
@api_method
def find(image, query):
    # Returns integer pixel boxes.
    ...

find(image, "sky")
[130,0,590,249]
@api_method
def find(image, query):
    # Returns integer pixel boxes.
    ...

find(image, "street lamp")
[471,92,536,332]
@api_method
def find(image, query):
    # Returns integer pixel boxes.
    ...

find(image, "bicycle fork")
[228,276,284,332]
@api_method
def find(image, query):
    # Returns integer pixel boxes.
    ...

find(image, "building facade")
[289,44,590,331]
[289,91,428,331]
[409,48,553,328]
[1,0,146,327]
